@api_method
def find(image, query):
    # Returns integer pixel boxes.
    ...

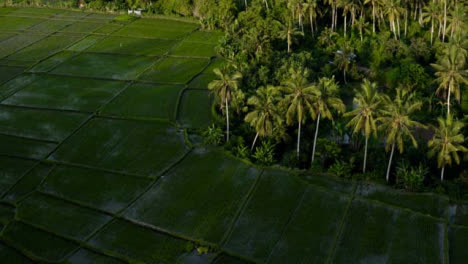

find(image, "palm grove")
[203,0,467,192]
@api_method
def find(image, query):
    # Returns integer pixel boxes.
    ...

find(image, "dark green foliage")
[41,165,151,213]
[396,162,427,191]
[328,160,353,178]
[252,140,275,165]
[202,124,223,145]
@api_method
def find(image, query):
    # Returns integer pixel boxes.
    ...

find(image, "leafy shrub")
[253,140,275,165]
[202,124,223,145]
[396,162,427,191]
[328,160,352,178]
[234,143,249,159]
[314,138,342,167]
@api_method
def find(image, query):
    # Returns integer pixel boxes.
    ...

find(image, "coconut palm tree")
[428,114,467,181]
[280,68,316,158]
[385,0,402,39]
[305,0,320,36]
[431,44,468,115]
[278,19,304,53]
[208,66,243,142]
[334,43,354,83]
[447,5,466,39]
[354,15,369,41]
[345,79,381,173]
[377,89,424,182]
[245,85,283,150]
[422,1,440,45]
[310,76,345,164]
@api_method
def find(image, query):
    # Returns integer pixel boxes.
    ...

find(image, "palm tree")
[245,85,283,150]
[385,0,402,39]
[345,79,381,173]
[354,15,369,41]
[447,5,466,39]
[280,68,316,158]
[431,44,468,115]
[305,0,320,36]
[422,1,440,45]
[208,66,243,142]
[310,76,345,164]
[428,115,467,181]
[334,44,354,83]
[377,89,424,182]
[278,19,304,53]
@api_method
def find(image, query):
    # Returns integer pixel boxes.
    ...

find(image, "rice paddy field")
[0,6,466,264]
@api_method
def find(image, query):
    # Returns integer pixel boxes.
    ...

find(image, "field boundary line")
[0,160,41,199]
[0,103,94,115]
[326,183,357,264]
[0,240,38,263]
[0,131,59,144]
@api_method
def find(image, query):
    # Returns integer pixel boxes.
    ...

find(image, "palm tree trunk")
[343,69,347,83]
[287,31,291,53]
[404,10,408,36]
[225,98,230,142]
[372,2,376,33]
[363,135,368,173]
[344,14,347,37]
[311,113,321,164]
[310,13,314,36]
[264,0,268,9]
[441,167,445,181]
[244,0,248,9]
[447,83,451,115]
[331,4,335,30]
[386,143,395,182]
[442,0,447,41]
[297,121,301,157]
[251,132,259,151]
[430,19,434,45]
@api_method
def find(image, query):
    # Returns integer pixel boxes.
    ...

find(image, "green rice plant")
[184,31,224,44]
[267,187,349,263]
[0,66,24,85]
[0,133,56,159]
[252,140,275,165]
[203,58,225,73]
[0,32,16,42]
[93,24,123,35]
[113,19,197,39]
[59,21,105,33]
[51,53,156,80]
[67,248,125,264]
[7,35,82,62]
[0,74,36,100]
[101,83,183,120]
[0,17,44,30]
[26,19,74,33]
[4,163,52,202]
[178,89,213,129]
[0,243,33,264]
[87,36,177,56]
[139,57,209,83]
[41,165,152,213]
[124,148,260,244]
[0,156,37,196]
[188,73,216,89]
[300,172,356,194]
[224,169,306,262]
[2,221,79,262]
[17,192,111,240]
[0,105,89,141]
[449,226,468,264]
[355,183,449,218]
[49,118,188,176]
[0,33,47,59]
[3,75,125,112]
[66,35,106,52]
[28,50,77,72]
[88,219,187,263]
[0,203,15,226]
[170,41,217,57]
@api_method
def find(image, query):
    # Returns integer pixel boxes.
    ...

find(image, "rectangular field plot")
[266,187,350,263]
[188,73,216,89]
[223,169,306,262]
[17,192,112,240]
[0,243,33,264]
[113,19,197,39]
[68,248,125,264]
[170,41,217,57]
[449,202,468,226]
[332,199,445,264]
[0,134,57,159]
[0,33,47,59]
[59,21,105,33]
[302,172,356,194]
[184,31,224,44]
[26,19,75,33]
[101,83,183,120]
[449,226,468,264]
[7,34,82,62]
[178,89,213,129]
[51,53,155,80]
[0,106,89,141]
[0,66,24,85]
[0,74,37,100]
[213,254,253,264]
[0,17,44,31]
[49,118,188,176]
[4,163,52,202]
[3,75,126,112]
[89,219,188,263]
[0,32,15,42]
[125,148,260,244]
[2,221,79,262]
[41,165,152,213]
[93,24,123,35]
[28,50,77,72]
[139,57,209,84]
[66,35,106,52]
[87,36,177,56]
[356,183,449,218]
[0,156,36,196]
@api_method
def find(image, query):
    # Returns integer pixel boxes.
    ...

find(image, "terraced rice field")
[0,6,467,264]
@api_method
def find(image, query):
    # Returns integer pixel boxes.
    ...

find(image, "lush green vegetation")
[0,6,467,264]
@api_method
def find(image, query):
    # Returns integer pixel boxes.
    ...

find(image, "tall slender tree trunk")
[311,113,321,164]
[225,98,230,142]
[386,143,395,182]
[372,2,376,33]
[287,30,291,53]
[442,0,447,41]
[297,121,302,157]
[264,0,268,9]
[332,4,335,30]
[397,18,401,38]
[430,19,434,45]
[310,13,314,36]
[447,84,451,115]
[404,10,408,36]
[335,6,338,29]
[441,167,445,181]
[244,0,248,9]
[363,135,368,173]
[251,132,259,151]
[343,69,347,83]
[344,14,347,37]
